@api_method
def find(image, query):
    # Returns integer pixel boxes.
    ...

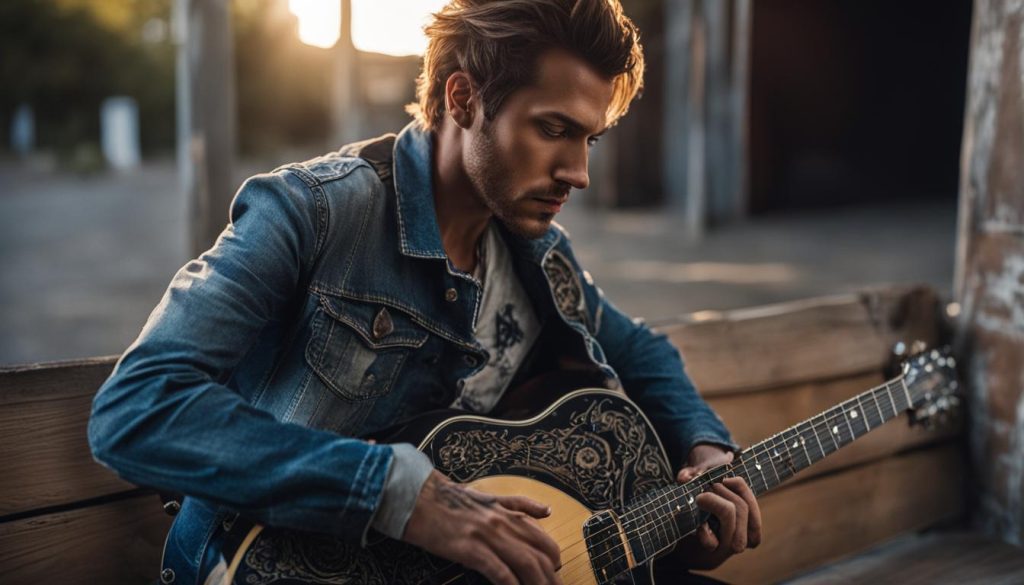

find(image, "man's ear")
[445,72,476,129]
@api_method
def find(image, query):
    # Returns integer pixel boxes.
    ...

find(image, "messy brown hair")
[407,0,645,131]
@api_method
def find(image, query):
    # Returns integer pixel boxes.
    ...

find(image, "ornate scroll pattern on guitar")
[432,397,672,510]
[239,526,439,584]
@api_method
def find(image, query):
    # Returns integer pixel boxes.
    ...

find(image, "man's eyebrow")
[539,112,608,137]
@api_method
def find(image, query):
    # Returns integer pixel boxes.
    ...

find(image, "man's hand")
[674,444,763,570]
[402,470,563,585]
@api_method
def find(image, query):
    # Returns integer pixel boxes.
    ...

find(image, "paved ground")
[0,159,957,365]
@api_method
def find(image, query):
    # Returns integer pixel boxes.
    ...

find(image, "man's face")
[462,49,615,239]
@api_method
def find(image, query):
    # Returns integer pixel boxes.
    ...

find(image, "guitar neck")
[616,374,912,568]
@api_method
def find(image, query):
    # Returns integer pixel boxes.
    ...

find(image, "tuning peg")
[893,341,907,357]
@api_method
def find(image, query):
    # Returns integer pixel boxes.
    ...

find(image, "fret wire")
[840,400,857,440]
[761,444,774,489]
[846,396,866,437]
[898,379,913,411]
[624,375,917,569]
[869,387,884,426]
[856,393,872,430]
[884,381,898,417]
[796,422,813,464]
[783,427,806,472]
[878,380,896,421]
[823,409,841,452]
[807,416,827,458]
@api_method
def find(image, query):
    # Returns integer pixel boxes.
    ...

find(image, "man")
[89,1,761,584]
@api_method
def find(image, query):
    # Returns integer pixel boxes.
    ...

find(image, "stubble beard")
[465,122,552,240]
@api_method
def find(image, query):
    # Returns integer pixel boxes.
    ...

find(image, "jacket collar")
[391,121,563,266]
[393,122,447,259]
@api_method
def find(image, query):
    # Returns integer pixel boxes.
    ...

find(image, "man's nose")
[554,145,590,190]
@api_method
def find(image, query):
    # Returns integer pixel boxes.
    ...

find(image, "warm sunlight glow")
[289,0,341,49]
[290,0,448,55]
[352,0,448,56]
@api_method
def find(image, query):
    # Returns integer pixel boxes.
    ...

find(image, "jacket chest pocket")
[305,295,428,401]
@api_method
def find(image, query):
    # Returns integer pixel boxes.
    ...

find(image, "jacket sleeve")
[87,169,397,544]
[593,292,738,470]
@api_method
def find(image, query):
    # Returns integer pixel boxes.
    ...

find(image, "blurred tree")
[232,0,333,155]
[0,0,175,160]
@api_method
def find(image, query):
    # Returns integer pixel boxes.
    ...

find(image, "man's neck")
[432,122,492,274]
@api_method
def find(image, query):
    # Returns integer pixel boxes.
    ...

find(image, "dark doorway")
[748,0,973,213]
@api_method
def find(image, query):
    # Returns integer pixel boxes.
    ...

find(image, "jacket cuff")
[367,443,434,541]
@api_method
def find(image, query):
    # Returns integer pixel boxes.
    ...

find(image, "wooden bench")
[0,284,1016,584]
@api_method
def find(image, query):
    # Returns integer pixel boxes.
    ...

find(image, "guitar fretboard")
[611,375,911,571]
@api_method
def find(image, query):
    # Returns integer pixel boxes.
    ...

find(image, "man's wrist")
[368,443,434,540]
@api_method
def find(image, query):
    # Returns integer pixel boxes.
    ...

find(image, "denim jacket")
[87,122,735,583]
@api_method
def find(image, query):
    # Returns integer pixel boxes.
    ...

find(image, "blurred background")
[0,0,973,365]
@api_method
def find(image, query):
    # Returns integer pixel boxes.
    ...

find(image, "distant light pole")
[173,0,238,258]
[331,0,362,146]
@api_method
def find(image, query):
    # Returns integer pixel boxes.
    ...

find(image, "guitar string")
[557,388,902,580]
[564,387,903,581]
[426,402,892,585]
[423,416,838,585]
[416,382,903,583]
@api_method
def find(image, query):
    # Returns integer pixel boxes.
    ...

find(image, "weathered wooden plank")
[783,531,1024,585]
[954,0,1024,543]
[0,356,117,405]
[706,372,962,486]
[0,494,172,585]
[657,286,943,395]
[0,357,131,517]
[702,443,966,585]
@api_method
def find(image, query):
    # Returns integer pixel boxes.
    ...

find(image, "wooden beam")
[699,443,966,585]
[655,286,944,395]
[954,0,1024,545]
[0,358,131,518]
[0,493,171,585]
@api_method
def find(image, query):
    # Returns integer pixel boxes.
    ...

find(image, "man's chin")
[501,214,555,240]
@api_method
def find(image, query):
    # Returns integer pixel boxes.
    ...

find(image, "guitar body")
[214,389,676,585]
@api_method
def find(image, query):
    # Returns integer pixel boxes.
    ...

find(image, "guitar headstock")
[901,346,961,429]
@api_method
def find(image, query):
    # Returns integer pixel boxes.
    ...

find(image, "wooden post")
[704,0,730,222]
[685,0,707,240]
[954,0,1024,546]
[663,0,693,215]
[175,0,238,257]
[729,0,752,220]
[331,0,362,146]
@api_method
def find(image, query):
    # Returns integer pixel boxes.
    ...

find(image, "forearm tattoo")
[433,480,497,510]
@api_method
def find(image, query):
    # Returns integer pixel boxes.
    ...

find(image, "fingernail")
[544,506,552,516]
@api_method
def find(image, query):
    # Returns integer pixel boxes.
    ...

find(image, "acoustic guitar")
[206,348,959,585]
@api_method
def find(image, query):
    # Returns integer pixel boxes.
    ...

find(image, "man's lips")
[533,196,569,212]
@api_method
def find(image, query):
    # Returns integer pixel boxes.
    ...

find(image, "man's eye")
[541,124,567,138]
[587,136,601,147]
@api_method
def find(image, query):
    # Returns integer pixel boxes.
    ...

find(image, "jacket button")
[160,568,175,583]
[445,288,458,302]
[162,500,181,516]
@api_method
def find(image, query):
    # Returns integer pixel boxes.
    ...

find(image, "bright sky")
[289,0,449,55]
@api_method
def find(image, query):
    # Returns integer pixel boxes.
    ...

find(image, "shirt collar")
[392,121,562,265]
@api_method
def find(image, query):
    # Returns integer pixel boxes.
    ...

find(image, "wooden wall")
[0,286,961,584]
[955,0,1024,547]
[658,286,964,584]
[0,357,171,585]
